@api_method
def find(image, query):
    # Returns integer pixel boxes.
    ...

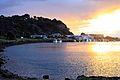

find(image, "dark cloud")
[0,0,19,10]
[0,0,47,10]
[0,0,120,18]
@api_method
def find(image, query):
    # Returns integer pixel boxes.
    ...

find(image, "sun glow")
[93,44,113,53]
[92,43,120,53]
[80,9,120,36]
[90,10,120,32]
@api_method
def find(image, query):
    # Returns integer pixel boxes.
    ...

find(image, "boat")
[57,39,62,43]
[53,39,58,43]
[53,39,62,43]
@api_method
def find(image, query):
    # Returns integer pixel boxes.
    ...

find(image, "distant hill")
[0,14,73,39]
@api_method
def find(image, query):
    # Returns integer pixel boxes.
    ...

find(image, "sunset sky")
[0,0,120,37]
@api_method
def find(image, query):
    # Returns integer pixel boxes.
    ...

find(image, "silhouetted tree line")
[0,14,73,40]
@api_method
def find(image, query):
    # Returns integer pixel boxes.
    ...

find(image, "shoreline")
[0,39,44,80]
[1,40,120,80]
[0,39,75,80]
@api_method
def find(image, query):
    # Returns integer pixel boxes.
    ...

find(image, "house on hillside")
[51,33,62,38]
[31,35,47,39]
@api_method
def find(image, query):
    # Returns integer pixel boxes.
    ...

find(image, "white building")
[65,35,74,38]
[31,35,47,39]
[75,34,95,42]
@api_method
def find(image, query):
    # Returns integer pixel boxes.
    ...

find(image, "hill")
[0,14,73,40]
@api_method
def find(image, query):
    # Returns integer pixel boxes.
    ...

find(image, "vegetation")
[0,14,73,40]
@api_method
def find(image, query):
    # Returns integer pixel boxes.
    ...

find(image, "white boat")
[57,39,62,43]
[53,39,62,43]
[53,39,58,43]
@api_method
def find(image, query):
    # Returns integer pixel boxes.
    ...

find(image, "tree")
[0,14,73,39]
[81,33,85,35]
[22,14,30,19]
[6,32,16,40]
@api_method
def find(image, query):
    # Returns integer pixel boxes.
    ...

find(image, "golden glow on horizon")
[90,9,120,32]
[79,9,120,36]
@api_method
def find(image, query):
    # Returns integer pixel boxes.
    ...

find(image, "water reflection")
[92,42,120,53]
[63,42,120,77]
[87,55,120,77]
[3,42,120,79]
[88,42,120,76]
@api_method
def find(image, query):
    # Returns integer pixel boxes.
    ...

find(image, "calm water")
[2,42,120,79]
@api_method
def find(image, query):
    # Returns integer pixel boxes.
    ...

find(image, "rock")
[0,58,5,65]
[0,49,4,52]
[65,78,71,80]
[27,77,38,80]
[0,70,14,78]
[43,75,49,79]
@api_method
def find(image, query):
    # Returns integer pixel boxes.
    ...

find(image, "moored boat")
[53,39,62,43]
[53,39,58,43]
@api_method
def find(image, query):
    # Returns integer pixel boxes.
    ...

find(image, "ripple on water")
[2,42,120,79]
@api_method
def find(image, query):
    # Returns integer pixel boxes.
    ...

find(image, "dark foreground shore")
[1,40,120,80]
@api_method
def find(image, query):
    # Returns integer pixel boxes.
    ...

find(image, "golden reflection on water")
[4,42,120,78]
[88,55,120,77]
[64,42,120,77]
[92,42,120,53]
[89,42,120,76]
